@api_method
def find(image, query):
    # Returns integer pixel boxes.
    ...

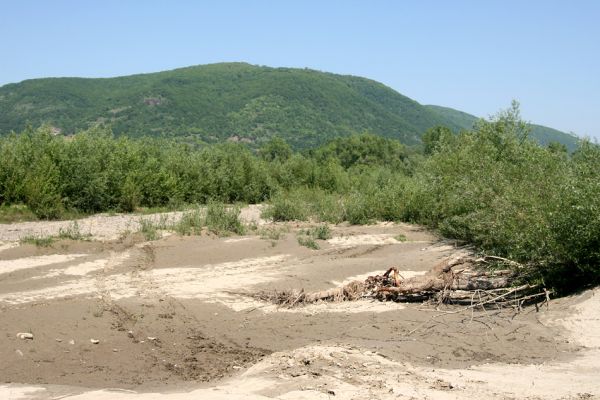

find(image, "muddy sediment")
[0,212,598,399]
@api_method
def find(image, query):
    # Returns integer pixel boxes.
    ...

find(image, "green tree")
[259,137,292,162]
[422,126,453,155]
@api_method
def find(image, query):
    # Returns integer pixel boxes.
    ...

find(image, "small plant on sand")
[297,234,320,250]
[20,234,54,247]
[296,225,331,250]
[394,233,407,242]
[58,221,90,241]
[258,225,288,241]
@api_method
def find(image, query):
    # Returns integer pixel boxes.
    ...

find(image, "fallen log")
[250,254,545,308]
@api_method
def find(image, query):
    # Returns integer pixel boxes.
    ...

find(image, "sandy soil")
[0,209,598,399]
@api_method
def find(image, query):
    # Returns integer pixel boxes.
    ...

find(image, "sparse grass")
[173,208,204,236]
[246,221,258,232]
[18,220,93,247]
[135,204,246,239]
[58,221,90,241]
[133,206,180,215]
[138,218,160,241]
[258,225,288,241]
[118,229,133,242]
[296,224,332,249]
[297,235,319,250]
[20,234,55,247]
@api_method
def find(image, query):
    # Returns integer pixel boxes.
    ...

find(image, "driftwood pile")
[252,255,550,309]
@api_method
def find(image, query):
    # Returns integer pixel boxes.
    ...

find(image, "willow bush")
[0,108,598,292]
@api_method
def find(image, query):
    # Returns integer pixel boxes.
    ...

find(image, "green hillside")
[425,105,580,151]
[0,62,578,149]
[0,63,460,148]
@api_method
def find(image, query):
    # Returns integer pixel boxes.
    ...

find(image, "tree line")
[0,103,598,292]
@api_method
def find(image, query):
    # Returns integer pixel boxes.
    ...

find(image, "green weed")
[296,224,331,249]
[394,233,407,242]
[58,221,90,241]
[297,235,319,250]
[311,224,332,240]
[20,235,55,247]
[173,208,204,236]
[205,201,245,236]
[138,218,160,241]
[258,226,288,241]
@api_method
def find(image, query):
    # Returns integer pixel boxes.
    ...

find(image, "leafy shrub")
[407,102,599,292]
[205,201,245,236]
[23,156,63,219]
[262,191,309,222]
[1,106,598,293]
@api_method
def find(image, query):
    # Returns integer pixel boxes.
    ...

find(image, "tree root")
[250,254,549,308]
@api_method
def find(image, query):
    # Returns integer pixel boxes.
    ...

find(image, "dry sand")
[0,209,598,399]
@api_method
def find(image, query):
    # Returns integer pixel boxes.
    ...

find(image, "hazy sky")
[1,0,598,139]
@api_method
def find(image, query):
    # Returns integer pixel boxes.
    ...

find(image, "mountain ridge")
[0,62,578,149]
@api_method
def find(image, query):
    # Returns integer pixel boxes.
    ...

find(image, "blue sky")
[1,0,598,138]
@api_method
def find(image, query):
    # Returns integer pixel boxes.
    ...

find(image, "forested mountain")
[0,62,578,149]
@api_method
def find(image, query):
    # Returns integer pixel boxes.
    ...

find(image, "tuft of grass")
[20,234,55,247]
[138,218,160,241]
[19,221,92,247]
[297,235,319,250]
[394,233,407,242]
[205,201,245,236]
[58,221,90,241]
[311,224,332,240]
[173,208,204,236]
[296,224,331,249]
[257,226,288,241]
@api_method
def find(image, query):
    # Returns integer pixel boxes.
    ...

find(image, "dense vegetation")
[425,105,580,151]
[0,63,578,149]
[0,103,598,293]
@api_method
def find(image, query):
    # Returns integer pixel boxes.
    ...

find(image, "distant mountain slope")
[425,105,580,151]
[0,63,460,148]
[0,62,578,149]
